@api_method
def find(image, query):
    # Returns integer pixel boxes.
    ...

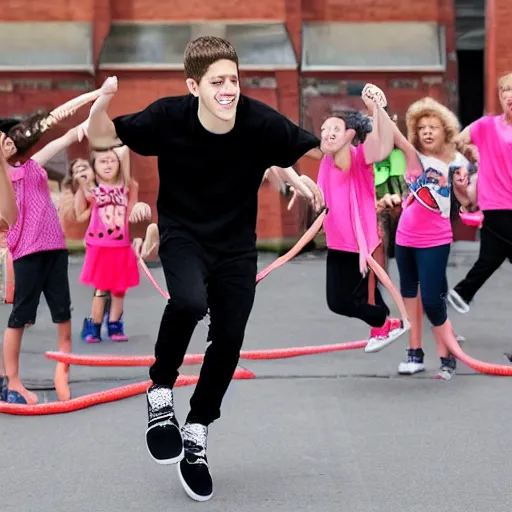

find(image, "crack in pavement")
[24,371,483,390]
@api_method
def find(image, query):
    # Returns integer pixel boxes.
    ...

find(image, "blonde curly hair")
[498,72,512,90]
[405,97,461,150]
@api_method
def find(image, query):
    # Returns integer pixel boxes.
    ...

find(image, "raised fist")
[101,76,118,95]
[361,84,388,112]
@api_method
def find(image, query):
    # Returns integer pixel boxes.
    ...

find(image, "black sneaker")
[145,384,183,464]
[437,356,456,380]
[178,423,213,502]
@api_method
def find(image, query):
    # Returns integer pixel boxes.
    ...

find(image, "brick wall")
[2,0,94,20]
[485,0,512,114]
[110,0,286,20]
[1,0,487,244]
[302,0,440,22]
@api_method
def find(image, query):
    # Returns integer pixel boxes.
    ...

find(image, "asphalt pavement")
[2,242,512,512]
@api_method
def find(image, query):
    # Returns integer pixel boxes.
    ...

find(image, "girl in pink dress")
[76,146,140,343]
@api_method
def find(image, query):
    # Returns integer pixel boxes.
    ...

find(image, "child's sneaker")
[0,376,8,402]
[436,356,456,380]
[365,317,409,353]
[104,310,129,341]
[108,319,129,342]
[81,317,102,343]
[398,348,425,375]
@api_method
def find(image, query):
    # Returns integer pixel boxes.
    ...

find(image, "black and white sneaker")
[178,423,213,502]
[436,356,456,380]
[145,384,183,464]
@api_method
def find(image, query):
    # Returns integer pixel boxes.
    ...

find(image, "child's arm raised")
[31,121,88,168]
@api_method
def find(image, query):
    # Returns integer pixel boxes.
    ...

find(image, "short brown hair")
[184,36,239,83]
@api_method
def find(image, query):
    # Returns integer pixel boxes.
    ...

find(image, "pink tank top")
[7,159,66,261]
[85,184,130,248]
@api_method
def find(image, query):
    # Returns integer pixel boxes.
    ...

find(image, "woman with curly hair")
[392,97,469,379]
[317,85,409,353]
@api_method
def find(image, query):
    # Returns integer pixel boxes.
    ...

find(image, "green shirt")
[374,148,408,200]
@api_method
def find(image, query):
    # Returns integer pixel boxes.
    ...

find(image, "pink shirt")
[396,152,467,248]
[85,184,130,248]
[317,145,379,255]
[7,159,66,261]
[470,115,512,211]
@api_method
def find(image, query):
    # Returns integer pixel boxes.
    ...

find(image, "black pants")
[149,232,257,426]
[326,249,389,328]
[8,249,71,329]
[454,210,512,303]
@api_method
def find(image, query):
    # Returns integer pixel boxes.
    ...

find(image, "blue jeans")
[395,244,450,327]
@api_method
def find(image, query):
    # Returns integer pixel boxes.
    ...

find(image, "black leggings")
[149,231,257,426]
[326,249,389,328]
[454,210,512,303]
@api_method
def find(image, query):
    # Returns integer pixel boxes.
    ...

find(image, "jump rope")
[2,92,511,415]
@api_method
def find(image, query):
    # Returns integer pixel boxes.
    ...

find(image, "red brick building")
[1,0,510,244]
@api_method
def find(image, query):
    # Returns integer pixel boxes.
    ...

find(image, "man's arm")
[0,134,17,229]
[88,78,169,157]
[267,166,325,212]
[305,148,324,160]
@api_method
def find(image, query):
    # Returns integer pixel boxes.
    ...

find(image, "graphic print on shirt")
[407,156,452,218]
[88,185,127,241]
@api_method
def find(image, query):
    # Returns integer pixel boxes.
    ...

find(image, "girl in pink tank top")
[76,146,141,343]
[317,85,409,354]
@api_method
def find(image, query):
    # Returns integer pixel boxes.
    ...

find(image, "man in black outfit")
[86,36,323,501]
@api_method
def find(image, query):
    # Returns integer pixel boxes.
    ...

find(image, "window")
[302,22,446,72]
[0,22,93,72]
[99,22,297,70]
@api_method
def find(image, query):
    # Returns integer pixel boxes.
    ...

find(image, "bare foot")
[141,223,159,261]
[54,362,71,401]
[8,381,38,405]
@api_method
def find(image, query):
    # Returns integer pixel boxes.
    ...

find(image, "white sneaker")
[365,318,410,353]
[447,289,470,314]
[398,361,425,375]
[398,348,425,375]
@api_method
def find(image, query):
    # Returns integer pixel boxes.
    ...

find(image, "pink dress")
[80,184,139,294]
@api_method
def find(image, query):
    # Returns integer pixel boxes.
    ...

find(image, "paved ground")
[2,242,512,512]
